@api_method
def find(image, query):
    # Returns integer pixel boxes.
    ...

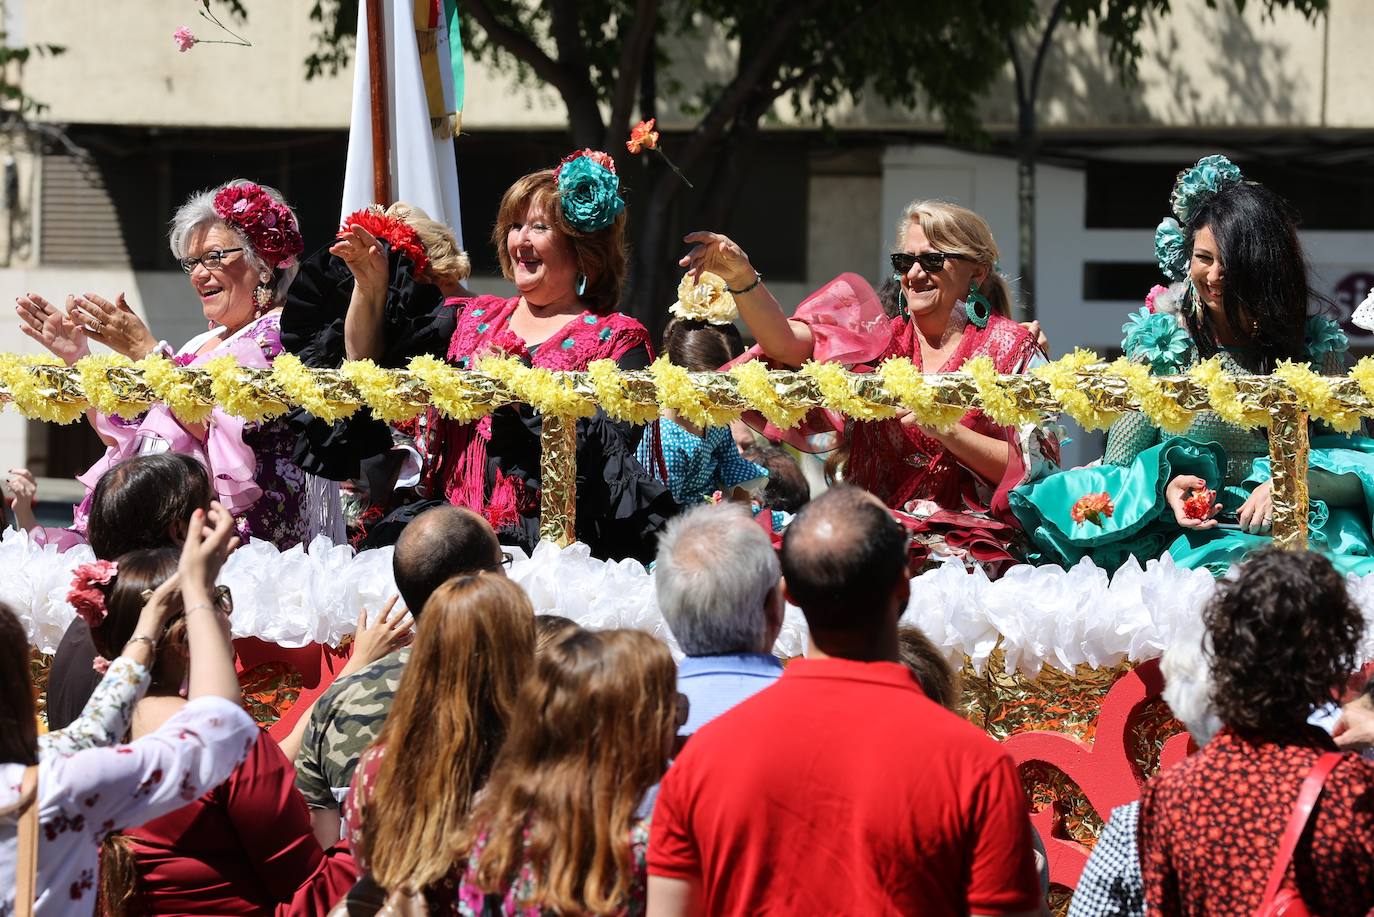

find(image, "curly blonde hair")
[383,202,471,287]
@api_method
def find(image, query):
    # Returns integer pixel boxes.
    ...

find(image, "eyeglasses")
[500,551,514,570]
[178,247,245,274]
[889,251,971,275]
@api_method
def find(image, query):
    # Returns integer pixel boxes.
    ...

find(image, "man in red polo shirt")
[647,485,1045,917]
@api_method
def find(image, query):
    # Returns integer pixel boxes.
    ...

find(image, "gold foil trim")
[539,412,578,547]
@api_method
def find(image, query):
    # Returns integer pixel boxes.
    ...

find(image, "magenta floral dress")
[416,295,677,561]
[70,312,330,550]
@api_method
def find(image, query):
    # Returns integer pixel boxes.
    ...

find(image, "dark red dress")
[1138,727,1374,916]
[125,730,357,916]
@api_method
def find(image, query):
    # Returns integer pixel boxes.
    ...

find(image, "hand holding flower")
[1167,475,1220,529]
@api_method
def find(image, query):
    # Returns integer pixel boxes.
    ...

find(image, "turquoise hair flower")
[557,155,625,232]
[1170,154,1242,223]
[1154,218,1189,281]
[1122,307,1192,375]
[1304,315,1348,362]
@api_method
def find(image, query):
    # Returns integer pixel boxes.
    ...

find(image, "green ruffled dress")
[1009,308,1374,575]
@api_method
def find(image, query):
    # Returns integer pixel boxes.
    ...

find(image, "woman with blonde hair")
[451,628,679,916]
[344,572,536,907]
[681,202,1057,574]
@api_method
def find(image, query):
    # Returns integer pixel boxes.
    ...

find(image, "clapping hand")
[15,293,89,365]
[331,224,389,295]
[178,502,241,599]
[67,292,158,360]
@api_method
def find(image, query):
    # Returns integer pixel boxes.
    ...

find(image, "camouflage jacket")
[294,646,410,810]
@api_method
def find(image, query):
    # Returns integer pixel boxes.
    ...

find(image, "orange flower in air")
[627,119,659,154]
[1071,492,1115,527]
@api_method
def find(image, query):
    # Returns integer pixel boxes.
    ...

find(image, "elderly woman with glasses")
[15,179,342,549]
[679,201,1056,574]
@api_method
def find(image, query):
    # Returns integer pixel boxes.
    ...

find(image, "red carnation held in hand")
[1182,484,1218,521]
[1070,492,1115,527]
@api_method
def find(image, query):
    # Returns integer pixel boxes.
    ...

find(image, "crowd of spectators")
[4,453,1374,916]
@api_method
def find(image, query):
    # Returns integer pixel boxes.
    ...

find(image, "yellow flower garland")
[137,354,213,425]
[74,353,148,418]
[965,356,1037,428]
[587,359,659,425]
[800,360,896,423]
[728,360,810,430]
[405,355,488,423]
[270,353,356,423]
[1187,356,1261,428]
[1108,358,1194,434]
[1272,360,1361,433]
[876,357,964,431]
[482,356,596,419]
[1030,349,1120,432]
[339,360,423,424]
[203,355,290,423]
[0,354,86,424]
[650,356,739,428]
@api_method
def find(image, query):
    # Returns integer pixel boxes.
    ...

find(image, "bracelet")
[183,602,220,616]
[124,634,157,651]
[727,271,763,296]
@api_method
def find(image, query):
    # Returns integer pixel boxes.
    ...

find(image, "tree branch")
[1028,0,1070,106]
[548,0,598,101]
[1007,33,1027,108]
[463,0,574,98]
[766,0,884,102]
[606,0,661,149]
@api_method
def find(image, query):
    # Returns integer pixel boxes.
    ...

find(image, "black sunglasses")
[890,251,971,275]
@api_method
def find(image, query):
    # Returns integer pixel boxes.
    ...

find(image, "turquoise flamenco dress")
[1009,307,1374,576]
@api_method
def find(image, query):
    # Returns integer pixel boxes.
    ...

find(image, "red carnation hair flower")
[339,208,431,277]
[212,181,304,270]
[67,559,119,627]
[555,148,617,182]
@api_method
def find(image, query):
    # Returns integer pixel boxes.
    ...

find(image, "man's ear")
[781,575,796,609]
[764,582,785,631]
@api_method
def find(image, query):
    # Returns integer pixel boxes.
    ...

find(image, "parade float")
[8,350,1374,902]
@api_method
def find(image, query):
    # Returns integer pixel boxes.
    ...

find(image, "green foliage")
[0,36,66,118]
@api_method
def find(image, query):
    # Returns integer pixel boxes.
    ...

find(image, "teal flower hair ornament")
[1154,218,1189,281]
[1122,307,1192,375]
[556,152,625,233]
[1304,314,1349,362]
[1169,154,1242,223]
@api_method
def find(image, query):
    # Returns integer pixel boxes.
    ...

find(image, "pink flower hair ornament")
[212,182,304,270]
[68,560,119,628]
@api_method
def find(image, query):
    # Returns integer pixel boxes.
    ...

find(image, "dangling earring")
[1188,279,1204,319]
[575,273,587,297]
[253,272,274,314]
[964,280,992,329]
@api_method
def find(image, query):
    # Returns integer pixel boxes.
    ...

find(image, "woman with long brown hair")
[345,573,535,906]
[452,628,679,916]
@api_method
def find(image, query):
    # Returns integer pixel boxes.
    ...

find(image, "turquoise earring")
[576,273,587,297]
[964,280,992,329]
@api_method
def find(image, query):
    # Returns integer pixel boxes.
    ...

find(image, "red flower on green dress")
[1071,492,1115,527]
[1182,484,1218,521]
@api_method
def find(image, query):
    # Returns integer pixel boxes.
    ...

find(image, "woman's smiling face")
[506,202,579,306]
[185,222,260,330]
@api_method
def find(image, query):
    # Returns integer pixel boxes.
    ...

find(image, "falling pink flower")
[173,26,196,52]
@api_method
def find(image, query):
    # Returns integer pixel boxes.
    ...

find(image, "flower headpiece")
[554,150,625,233]
[67,560,119,628]
[213,181,304,270]
[1153,155,1243,281]
[670,272,739,326]
[339,207,430,277]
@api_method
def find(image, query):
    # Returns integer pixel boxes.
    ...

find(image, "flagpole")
[366,0,392,204]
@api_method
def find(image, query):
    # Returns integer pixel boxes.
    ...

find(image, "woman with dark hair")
[637,306,769,507]
[451,628,679,915]
[1011,155,1374,574]
[342,154,678,561]
[85,546,370,914]
[0,505,257,915]
[1138,548,1374,914]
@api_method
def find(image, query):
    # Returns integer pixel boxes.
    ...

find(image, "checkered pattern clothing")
[1068,801,1144,917]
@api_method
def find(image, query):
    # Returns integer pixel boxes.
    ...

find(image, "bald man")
[648,485,1046,917]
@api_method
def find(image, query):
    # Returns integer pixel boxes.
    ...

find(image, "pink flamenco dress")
[408,294,679,564]
[733,273,1058,574]
[42,312,347,744]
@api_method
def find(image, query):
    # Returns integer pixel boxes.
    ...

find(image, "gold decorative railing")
[0,347,1366,551]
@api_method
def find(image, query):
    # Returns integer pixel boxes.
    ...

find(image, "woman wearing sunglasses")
[14,179,340,550]
[680,201,1056,573]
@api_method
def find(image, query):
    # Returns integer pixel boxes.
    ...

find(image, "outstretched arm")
[678,231,814,367]
[336,224,391,363]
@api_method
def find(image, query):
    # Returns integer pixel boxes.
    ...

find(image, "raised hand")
[178,501,241,597]
[331,224,390,295]
[68,292,158,360]
[678,231,757,290]
[4,468,37,531]
[15,293,89,365]
[340,596,413,678]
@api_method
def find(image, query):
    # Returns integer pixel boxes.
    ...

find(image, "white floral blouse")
[0,696,257,916]
[38,656,150,759]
